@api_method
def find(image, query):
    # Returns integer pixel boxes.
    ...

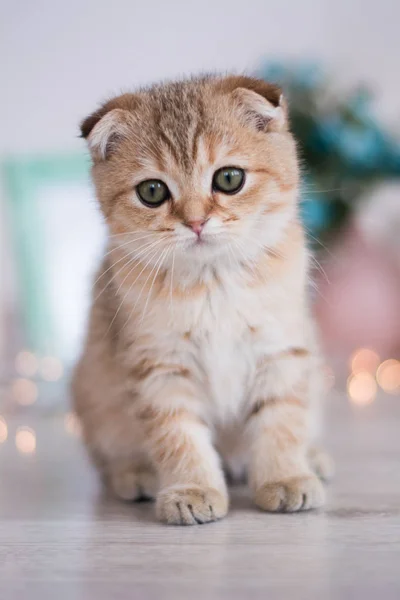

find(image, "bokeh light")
[15,427,36,454]
[11,378,38,406]
[40,357,63,382]
[0,416,8,444]
[64,412,82,437]
[15,351,38,377]
[350,348,380,375]
[376,359,400,394]
[347,371,377,406]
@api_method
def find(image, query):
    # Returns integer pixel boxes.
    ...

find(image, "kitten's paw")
[308,446,335,482]
[156,484,228,525]
[109,468,157,502]
[254,474,325,513]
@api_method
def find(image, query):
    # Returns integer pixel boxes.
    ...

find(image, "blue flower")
[300,196,331,234]
[312,116,344,152]
[259,61,288,84]
[337,127,382,168]
[385,142,400,174]
[347,89,374,126]
[292,62,323,90]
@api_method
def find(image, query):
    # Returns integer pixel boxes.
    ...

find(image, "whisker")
[93,237,164,299]
[107,230,156,238]
[114,245,169,336]
[140,245,171,324]
[301,185,355,195]
[302,226,335,258]
[94,237,167,301]
[102,244,164,339]
[309,279,332,307]
[169,247,176,319]
[103,232,161,258]
[309,255,331,284]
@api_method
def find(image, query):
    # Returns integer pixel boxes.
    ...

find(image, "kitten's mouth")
[194,237,206,245]
[181,233,221,254]
[191,235,215,248]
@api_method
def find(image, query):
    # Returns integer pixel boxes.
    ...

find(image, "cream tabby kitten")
[73,75,333,525]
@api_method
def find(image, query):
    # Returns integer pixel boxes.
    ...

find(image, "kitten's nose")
[185,219,207,237]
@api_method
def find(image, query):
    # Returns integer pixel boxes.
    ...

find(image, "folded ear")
[80,94,137,160]
[232,87,287,132]
[217,76,288,133]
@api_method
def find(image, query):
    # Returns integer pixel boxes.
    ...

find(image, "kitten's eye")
[213,167,245,195]
[136,179,170,207]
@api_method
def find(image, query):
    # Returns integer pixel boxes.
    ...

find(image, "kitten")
[73,75,333,525]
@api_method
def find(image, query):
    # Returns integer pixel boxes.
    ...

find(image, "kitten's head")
[81,75,299,275]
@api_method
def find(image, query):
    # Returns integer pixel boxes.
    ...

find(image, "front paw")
[254,474,325,513]
[156,484,228,525]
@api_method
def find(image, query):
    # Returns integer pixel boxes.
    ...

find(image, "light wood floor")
[0,391,399,599]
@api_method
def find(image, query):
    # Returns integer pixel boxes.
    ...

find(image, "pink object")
[314,224,400,362]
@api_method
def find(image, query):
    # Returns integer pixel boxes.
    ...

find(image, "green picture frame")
[2,154,103,362]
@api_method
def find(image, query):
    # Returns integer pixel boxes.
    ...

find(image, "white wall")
[1,0,399,156]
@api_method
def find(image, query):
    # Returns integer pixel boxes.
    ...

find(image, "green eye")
[136,179,170,207]
[213,167,245,194]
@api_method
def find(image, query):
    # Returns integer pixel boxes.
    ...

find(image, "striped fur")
[72,75,331,525]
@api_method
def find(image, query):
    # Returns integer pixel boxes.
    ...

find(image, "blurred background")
[1,0,400,448]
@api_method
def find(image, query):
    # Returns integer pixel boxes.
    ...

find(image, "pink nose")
[185,219,207,236]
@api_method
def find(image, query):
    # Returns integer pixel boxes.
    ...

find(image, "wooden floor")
[0,391,399,599]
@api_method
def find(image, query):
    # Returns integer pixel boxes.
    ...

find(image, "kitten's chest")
[149,275,295,418]
[179,275,266,336]
[198,328,254,421]
[186,283,276,420]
